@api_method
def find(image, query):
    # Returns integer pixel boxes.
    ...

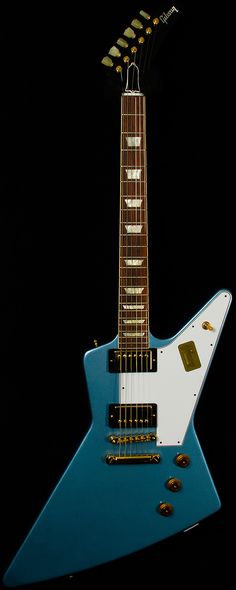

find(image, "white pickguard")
[119,290,231,446]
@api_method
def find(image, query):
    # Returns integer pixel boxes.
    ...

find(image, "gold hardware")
[145,27,152,35]
[175,453,190,468]
[108,432,157,444]
[202,321,214,331]
[108,46,121,58]
[116,65,122,73]
[123,27,136,39]
[131,19,143,30]
[178,341,201,372]
[139,10,150,20]
[101,56,113,67]
[138,36,145,44]
[131,46,137,54]
[116,37,128,48]
[166,477,182,492]
[106,454,161,464]
[123,55,130,63]
[153,17,160,25]
[159,502,174,516]
[93,339,98,347]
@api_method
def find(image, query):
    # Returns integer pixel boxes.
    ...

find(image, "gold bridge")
[106,454,161,464]
[108,432,157,444]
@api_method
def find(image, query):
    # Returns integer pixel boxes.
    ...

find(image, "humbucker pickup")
[108,348,157,372]
[108,403,157,428]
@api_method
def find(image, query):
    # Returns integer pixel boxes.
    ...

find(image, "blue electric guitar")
[3,5,232,587]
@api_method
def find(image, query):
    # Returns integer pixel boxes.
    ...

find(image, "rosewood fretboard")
[118,92,149,350]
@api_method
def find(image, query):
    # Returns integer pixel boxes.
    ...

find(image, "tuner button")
[131,19,143,30]
[101,56,113,68]
[123,27,136,39]
[139,10,151,20]
[108,46,121,58]
[166,477,182,492]
[159,502,174,516]
[175,454,190,468]
[117,37,128,48]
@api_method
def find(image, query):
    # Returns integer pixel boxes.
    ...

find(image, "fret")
[122,113,145,116]
[122,146,145,149]
[121,180,146,184]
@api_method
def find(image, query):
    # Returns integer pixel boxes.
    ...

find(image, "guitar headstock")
[101,2,182,93]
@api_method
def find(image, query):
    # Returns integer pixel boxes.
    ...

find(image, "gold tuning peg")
[116,37,128,48]
[139,10,150,20]
[101,56,113,67]
[108,46,121,58]
[123,27,136,39]
[131,19,143,30]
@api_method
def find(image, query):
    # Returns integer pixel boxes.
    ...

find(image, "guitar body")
[3,289,231,587]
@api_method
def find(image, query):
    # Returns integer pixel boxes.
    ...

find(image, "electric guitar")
[3,5,232,587]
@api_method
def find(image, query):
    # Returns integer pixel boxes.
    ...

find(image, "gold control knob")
[159,502,174,516]
[166,477,182,492]
[175,453,190,468]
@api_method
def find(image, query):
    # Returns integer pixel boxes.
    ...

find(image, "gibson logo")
[159,6,179,24]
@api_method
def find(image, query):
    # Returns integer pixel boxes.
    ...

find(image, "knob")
[175,453,190,468]
[166,477,182,492]
[159,502,173,516]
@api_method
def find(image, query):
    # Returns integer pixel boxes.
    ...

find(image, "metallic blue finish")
[3,309,222,587]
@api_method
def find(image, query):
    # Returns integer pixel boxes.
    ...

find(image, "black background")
[0,1,234,587]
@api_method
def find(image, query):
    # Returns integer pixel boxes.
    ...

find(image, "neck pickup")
[108,348,157,372]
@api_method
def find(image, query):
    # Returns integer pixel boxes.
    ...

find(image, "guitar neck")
[118,92,149,350]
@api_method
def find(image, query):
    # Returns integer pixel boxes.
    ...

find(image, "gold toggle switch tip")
[202,321,214,331]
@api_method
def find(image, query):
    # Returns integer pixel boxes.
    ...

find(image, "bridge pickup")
[108,348,157,372]
[109,403,157,428]
[106,454,161,464]
[108,432,157,444]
